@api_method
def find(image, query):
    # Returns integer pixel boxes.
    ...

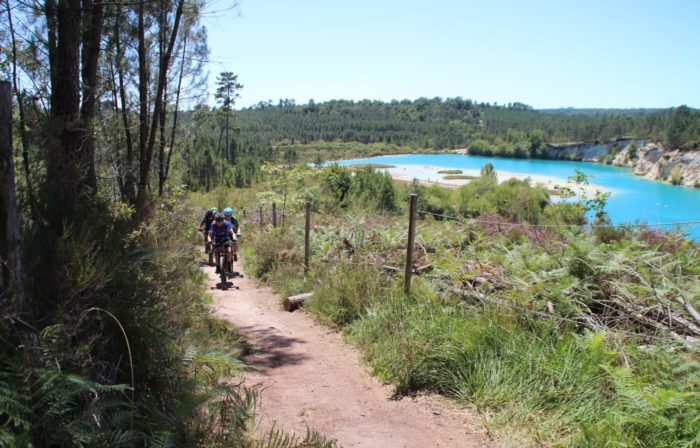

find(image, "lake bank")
[375,163,613,196]
[336,154,700,239]
[451,141,700,189]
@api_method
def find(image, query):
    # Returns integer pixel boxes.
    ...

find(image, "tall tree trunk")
[136,0,149,205]
[137,0,185,206]
[225,100,230,163]
[46,0,86,217]
[114,4,135,201]
[164,34,187,187]
[157,5,167,196]
[0,82,26,314]
[108,59,126,199]
[79,0,104,192]
[158,83,167,196]
[43,0,104,222]
[5,0,36,213]
[217,125,224,157]
[45,0,58,110]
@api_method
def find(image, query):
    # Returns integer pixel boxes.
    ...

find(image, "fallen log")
[450,286,485,301]
[414,264,433,274]
[546,301,555,315]
[631,302,700,337]
[674,296,700,327]
[284,293,313,312]
[615,301,690,343]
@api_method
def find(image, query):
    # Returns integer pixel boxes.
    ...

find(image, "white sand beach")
[348,163,614,196]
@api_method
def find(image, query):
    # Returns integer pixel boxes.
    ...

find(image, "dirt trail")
[207,264,495,448]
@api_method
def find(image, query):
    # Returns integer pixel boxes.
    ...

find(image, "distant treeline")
[236,98,700,155]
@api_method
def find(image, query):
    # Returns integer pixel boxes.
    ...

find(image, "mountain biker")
[223,207,241,261]
[208,213,234,274]
[199,208,217,252]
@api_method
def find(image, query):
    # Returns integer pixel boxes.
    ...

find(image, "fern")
[256,426,341,448]
[0,359,138,447]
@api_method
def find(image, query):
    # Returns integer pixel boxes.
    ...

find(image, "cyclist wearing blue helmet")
[223,207,241,261]
[207,213,234,274]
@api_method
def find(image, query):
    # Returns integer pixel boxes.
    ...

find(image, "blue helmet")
[223,207,233,216]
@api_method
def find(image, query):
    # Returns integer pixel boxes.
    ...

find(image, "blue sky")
[203,0,700,109]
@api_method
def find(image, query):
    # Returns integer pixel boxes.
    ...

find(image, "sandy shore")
[347,163,614,196]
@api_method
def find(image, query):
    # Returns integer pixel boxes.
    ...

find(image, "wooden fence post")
[304,200,311,274]
[259,206,263,230]
[272,202,277,228]
[404,194,417,294]
[0,81,26,313]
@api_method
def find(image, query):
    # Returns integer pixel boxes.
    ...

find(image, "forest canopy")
[236,98,700,153]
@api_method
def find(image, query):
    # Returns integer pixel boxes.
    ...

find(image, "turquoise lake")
[336,154,700,240]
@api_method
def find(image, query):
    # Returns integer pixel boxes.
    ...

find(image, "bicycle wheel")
[218,250,227,285]
[208,246,214,266]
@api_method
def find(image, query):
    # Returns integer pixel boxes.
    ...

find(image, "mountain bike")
[213,239,233,287]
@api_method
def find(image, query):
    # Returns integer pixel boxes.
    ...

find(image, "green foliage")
[670,166,683,185]
[321,164,353,206]
[455,167,550,223]
[597,350,700,447]
[241,172,700,447]
[480,162,497,178]
[236,98,700,154]
[0,358,137,447]
[352,167,399,212]
[257,164,318,217]
[242,226,301,279]
[306,262,388,327]
[665,105,700,149]
[2,190,282,447]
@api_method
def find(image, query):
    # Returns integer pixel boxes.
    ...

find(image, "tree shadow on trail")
[237,325,309,373]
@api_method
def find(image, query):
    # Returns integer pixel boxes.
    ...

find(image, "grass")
[437,169,463,174]
[234,172,700,447]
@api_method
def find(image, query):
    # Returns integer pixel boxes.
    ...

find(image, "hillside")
[238,164,700,447]
[237,99,700,153]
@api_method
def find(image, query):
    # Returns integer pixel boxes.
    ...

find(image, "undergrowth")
[1,187,338,447]
[239,167,700,447]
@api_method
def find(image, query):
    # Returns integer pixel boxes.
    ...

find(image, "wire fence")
[247,198,698,344]
[417,209,700,230]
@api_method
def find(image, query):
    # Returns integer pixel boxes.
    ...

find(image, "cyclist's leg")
[226,244,232,264]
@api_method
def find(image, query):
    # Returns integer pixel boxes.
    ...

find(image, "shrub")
[321,164,353,206]
[669,167,683,185]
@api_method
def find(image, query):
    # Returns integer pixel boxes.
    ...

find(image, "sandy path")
[207,265,495,448]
